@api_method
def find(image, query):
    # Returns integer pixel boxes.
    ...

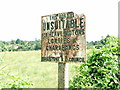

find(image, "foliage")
[0,39,41,52]
[0,73,33,89]
[0,54,33,89]
[87,35,110,49]
[0,51,59,88]
[69,36,119,89]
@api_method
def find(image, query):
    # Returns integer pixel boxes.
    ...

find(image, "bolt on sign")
[41,12,86,63]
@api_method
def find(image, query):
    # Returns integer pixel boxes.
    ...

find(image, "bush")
[0,58,33,89]
[69,36,119,89]
[1,74,33,89]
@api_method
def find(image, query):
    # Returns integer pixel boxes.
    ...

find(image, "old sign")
[41,12,86,63]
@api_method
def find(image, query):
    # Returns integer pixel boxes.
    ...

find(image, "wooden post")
[58,62,68,89]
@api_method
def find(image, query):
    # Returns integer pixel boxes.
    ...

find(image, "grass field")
[0,50,80,88]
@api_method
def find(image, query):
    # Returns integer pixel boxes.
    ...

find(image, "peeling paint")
[41,12,86,63]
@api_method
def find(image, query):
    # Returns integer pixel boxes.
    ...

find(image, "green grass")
[0,50,80,88]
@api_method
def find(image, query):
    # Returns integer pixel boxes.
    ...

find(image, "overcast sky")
[0,0,119,41]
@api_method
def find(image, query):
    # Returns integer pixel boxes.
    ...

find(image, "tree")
[11,40,16,44]
[34,39,41,50]
[16,39,21,44]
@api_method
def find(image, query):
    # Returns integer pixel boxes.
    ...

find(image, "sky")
[0,0,119,41]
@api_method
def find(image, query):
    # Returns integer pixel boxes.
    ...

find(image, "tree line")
[0,39,41,52]
[87,35,111,49]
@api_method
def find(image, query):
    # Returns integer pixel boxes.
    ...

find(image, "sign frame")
[41,12,86,63]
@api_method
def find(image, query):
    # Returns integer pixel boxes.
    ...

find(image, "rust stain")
[41,12,86,63]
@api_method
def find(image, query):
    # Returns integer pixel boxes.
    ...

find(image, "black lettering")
[42,57,60,62]
[75,19,79,28]
[55,21,58,29]
[58,20,61,29]
[76,45,79,50]
[51,22,55,30]
[47,22,50,30]
[43,23,46,31]
[80,17,84,28]
[64,38,70,44]
[70,19,75,28]
[67,12,74,18]
[66,20,70,29]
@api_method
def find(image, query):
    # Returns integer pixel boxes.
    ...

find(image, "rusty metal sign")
[41,12,86,63]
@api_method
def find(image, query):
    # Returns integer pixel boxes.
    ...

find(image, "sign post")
[41,12,86,88]
[58,63,68,88]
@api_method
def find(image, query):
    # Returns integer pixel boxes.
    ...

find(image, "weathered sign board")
[41,12,86,63]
